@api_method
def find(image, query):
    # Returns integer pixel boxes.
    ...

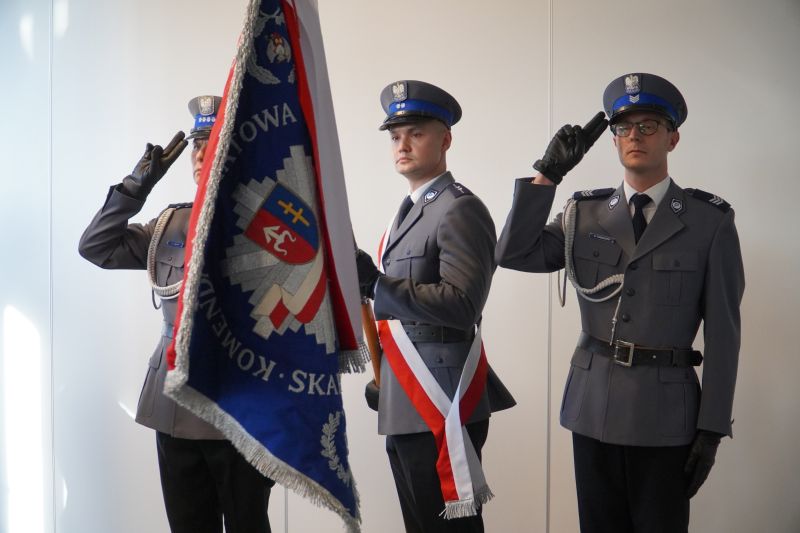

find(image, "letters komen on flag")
[164,0,366,530]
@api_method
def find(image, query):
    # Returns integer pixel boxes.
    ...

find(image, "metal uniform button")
[629,262,638,270]
[673,259,681,267]
[626,288,636,296]
[593,250,600,258]
[621,313,631,322]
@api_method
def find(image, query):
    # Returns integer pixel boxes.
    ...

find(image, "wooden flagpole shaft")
[360,300,382,387]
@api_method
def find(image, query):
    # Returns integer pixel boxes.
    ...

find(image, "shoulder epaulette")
[685,188,731,212]
[167,202,194,209]
[447,182,474,199]
[572,188,616,201]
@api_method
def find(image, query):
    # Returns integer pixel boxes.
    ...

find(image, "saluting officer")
[79,96,275,533]
[356,80,514,533]
[495,73,744,533]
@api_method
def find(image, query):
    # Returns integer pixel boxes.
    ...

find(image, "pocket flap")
[570,347,593,370]
[156,240,186,267]
[574,237,622,266]
[653,251,697,271]
[398,238,427,259]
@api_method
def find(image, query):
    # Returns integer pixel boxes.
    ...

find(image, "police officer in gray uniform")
[356,80,514,532]
[79,96,275,533]
[495,73,744,533]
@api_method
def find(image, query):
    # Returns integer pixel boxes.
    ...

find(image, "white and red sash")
[375,218,493,518]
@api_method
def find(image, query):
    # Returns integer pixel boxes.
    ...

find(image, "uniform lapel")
[384,172,454,255]
[630,181,687,262]
[597,183,636,258]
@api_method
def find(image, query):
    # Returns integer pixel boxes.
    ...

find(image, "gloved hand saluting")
[122,131,188,200]
[533,111,608,185]
[356,248,382,300]
[684,429,723,498]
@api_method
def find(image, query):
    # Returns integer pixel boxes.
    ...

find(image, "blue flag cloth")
[165,1,366,530]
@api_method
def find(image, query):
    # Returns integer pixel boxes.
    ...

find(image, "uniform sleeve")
[697,208,745,437]
[495,178,566,273]
[78,185,156,270]
[373,195,496,330]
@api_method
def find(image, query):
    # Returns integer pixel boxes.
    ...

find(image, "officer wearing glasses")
[495,73,744,532]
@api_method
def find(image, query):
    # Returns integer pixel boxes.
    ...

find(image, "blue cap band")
[193,113,217,131]
[612,92,678,124]
[387,99,454,126]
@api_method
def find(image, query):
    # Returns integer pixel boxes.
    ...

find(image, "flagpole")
[360,300,382,386]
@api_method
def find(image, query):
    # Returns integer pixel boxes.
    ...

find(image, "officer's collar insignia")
[198,95,215,116]
[670,198,684,214]
[424,189,439,203]
[608,194,621,210]
[392,81,407,102]
[625,74,640,95]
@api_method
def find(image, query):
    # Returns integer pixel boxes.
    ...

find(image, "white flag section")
[164,0,366,530]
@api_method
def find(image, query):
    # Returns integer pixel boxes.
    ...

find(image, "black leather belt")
[578,332,702,368]
[403,324,474,343]
[161,322,175,339]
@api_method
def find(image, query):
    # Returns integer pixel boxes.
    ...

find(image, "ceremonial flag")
[164,0,365,530]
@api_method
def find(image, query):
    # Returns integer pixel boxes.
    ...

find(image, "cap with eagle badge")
[379,80,462,130]
[186,95,222,140]
[603,73,687,129]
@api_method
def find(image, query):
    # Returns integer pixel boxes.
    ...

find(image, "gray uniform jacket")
[79,185,223,440]
[496,178,744,447]
[374,172,514,435]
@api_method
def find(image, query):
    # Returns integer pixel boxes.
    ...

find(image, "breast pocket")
[393,237,428,278]
[573,235,622,288]
[651,251,698,306]
[154,239,186,285]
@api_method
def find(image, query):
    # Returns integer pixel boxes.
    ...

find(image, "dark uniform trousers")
[572,433,690,533]
[79,186,276,532]
[157,432,275,533]
[386,420,489,533]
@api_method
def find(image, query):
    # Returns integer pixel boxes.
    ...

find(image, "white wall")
[1,1,798,532]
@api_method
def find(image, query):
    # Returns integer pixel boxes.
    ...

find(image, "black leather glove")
[121,131,188,200]
[684,429,723,498]
[356,248,381,300]
[364,379,380,411]
[533,111,608,185]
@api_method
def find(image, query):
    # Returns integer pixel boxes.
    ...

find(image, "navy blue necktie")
[396,195,413,227]
[630,193,652,243]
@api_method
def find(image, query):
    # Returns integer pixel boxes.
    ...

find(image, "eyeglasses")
[610,119,671,137]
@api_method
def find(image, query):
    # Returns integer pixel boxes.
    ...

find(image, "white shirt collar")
[623,176,672,208]
[410,172,448,203]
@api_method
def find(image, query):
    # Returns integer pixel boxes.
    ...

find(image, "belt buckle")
[613,340,635,367]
